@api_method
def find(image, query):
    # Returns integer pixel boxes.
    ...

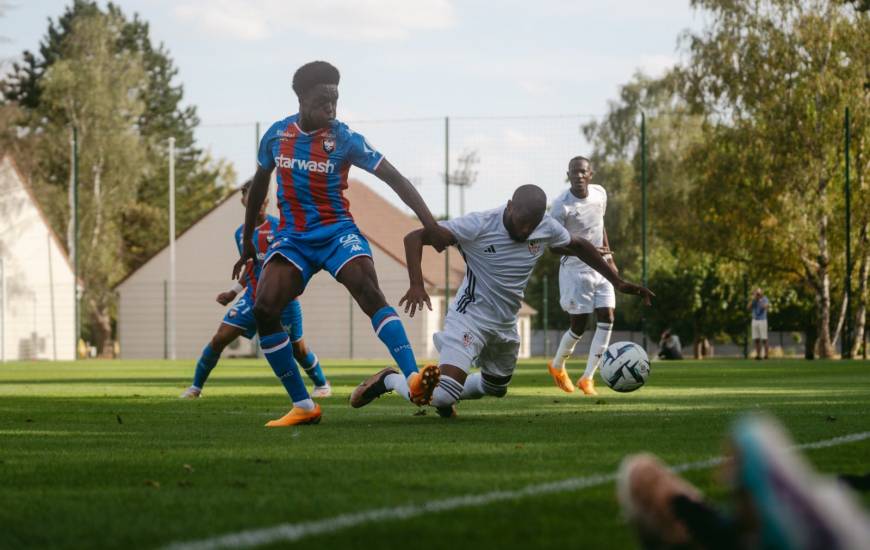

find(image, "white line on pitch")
[163,430,870,550]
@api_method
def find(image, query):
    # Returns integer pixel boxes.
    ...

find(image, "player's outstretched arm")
[375,160,451,251]
[551,236,654,305]
[232,165,270,280]
[399,226,456,317]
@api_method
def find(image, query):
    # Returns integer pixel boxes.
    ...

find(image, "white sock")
[294,398,315,410]
[384,372,411,402]
[459,373,485,400]
[552,329,582,370]
[582,323,613,379]
[431,376,464,408]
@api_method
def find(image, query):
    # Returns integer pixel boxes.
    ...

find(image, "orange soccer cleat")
[265,403,322,427]
[408,364,440,406]
[548,361,576,393]
[577,377,598,396]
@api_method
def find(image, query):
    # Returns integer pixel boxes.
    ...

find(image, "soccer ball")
[599,342,650,393]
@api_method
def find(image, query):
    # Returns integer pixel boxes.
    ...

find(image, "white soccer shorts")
[558,265,616,314]
[752,319,768,340]
[433,313,520,379]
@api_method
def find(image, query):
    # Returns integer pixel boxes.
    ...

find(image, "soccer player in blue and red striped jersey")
[180,180,329,399]
[234,61,450,426]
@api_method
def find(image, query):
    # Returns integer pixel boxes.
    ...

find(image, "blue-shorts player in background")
[180,179,330,399]
[234,61,451,427]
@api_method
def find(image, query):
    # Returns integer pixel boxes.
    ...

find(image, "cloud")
[173,0,456,42]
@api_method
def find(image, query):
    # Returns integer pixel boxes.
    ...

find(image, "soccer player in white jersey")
[548,155,619,396]
[349,185,653,417]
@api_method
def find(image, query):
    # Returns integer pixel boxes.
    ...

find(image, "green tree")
[37,12,147,354]
[681,0,869,357]
[2,0,233,270]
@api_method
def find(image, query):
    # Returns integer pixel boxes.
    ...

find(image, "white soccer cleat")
[311,382,332,398]
[179,386,201,399]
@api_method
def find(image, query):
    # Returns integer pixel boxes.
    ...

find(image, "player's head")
[293,61,340,130]
[240,178,268,214]
[754,288,763,298]
[567,156,594,197]
[504,184,548,242]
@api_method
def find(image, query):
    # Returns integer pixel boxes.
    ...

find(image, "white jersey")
[549,185,607,271]
[440,206,571,333]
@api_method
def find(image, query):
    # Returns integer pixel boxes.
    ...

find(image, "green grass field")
[1,358,869,549]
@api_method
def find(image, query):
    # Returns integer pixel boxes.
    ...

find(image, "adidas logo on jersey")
[275,155,335,174]
[484,245,496,254]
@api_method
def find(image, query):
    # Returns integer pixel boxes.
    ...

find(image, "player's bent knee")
[481,372,511,398]
[252,302,280,325]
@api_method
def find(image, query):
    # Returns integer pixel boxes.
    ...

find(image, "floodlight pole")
[843,107,852,359]
[168,137,177,361]
[444,116,450,311]
[641,112,648,350]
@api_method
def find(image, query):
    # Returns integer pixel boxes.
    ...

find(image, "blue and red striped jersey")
[257,114,384,240]
[235,215,279,299]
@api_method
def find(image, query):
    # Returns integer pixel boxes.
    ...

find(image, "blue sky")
[1,1,704,215]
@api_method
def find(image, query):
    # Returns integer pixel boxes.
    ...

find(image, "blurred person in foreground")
[618,414,870,549]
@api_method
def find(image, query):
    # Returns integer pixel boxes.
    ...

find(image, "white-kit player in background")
[349,184,653,418]
[547,156,620,396]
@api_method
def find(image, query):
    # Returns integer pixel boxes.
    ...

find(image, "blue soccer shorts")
[221,293,305,341]
[263,225,373,285]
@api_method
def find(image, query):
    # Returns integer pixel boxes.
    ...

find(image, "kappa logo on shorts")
[527,240,541,255]
[339,233,364,253]
[228,309,238,318]
[462,332,474,348]
[266,234,274,243]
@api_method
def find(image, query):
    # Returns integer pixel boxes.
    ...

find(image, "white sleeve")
[543,216,571,248]
[439,212,483,246]
[549,195,567,227]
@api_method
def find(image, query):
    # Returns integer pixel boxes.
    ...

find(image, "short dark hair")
[569,155,591,168]
[292,61,340,98]
[240,178,253,195]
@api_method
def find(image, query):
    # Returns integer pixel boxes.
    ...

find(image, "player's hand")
[399,284,432,318]
[616,280,655,306]
[232,240,257,280]
[216,291,237,306]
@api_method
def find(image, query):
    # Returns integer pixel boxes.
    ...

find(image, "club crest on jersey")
[322,138,336,153]
[527,240,541,255]
[462,332,474,348]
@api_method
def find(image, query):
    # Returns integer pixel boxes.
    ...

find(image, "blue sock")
[260,332,310,404]
[298,351,327,386]
[192,343,221,389]
[371,306,418,378]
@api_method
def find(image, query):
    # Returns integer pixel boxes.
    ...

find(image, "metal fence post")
[641,112,648,351]
[444,116,450,314]
[168,137,177,361]
[843,107,852,359]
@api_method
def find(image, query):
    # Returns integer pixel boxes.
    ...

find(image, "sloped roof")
[345,179,466,290]
[0,154,76,278]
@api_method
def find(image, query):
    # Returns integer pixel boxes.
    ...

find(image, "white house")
[0,156,77,361]
[116,179,535,360]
